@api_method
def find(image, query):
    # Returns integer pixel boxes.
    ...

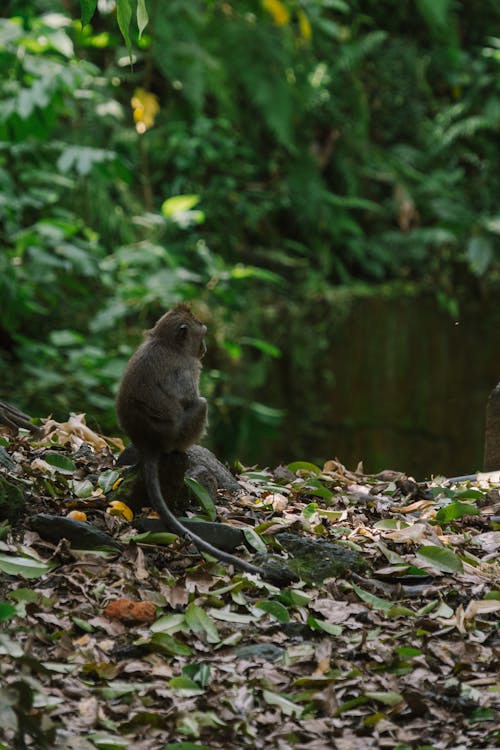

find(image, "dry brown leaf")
[391,500,435,513]
[42,413,108,450]
[463,599,500,620]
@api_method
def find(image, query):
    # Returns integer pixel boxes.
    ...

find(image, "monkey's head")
[151,304,207,358]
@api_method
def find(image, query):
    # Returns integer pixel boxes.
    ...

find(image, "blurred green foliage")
[0,1,499,460]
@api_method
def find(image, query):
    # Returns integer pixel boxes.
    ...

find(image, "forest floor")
[0,416,499,750]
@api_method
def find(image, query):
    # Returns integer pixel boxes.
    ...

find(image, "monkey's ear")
[176,323,188,345]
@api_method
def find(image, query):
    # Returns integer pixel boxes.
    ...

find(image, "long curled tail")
[143,455,264,576]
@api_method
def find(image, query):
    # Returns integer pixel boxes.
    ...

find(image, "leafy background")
[1,5,500,747]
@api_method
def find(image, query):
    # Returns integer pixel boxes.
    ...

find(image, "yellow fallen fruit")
[67,510,87,522]
[106,500,134,522]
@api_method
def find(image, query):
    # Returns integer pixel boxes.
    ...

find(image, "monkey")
[116,304,269,578]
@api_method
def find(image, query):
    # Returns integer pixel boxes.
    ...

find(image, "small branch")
[0,400,38,433]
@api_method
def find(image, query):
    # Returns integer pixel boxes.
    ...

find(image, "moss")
[278,532,367,584]
[0,475,26,523]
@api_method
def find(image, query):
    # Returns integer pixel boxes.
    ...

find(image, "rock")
[132,517,247,552]
[115,443,241,513]
[234,643,284,661]
[277,532,367,584]
[30,514,122,551]
[484,382,500,471]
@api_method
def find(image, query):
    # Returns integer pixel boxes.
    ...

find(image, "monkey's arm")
[130,391,206,453]
[178,397,207,448]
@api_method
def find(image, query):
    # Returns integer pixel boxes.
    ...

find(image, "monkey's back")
[116,339,203,455]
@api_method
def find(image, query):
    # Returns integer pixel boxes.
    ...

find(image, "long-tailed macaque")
[116,304,265,576]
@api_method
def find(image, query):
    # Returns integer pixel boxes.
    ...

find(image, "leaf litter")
[0,416,499,749]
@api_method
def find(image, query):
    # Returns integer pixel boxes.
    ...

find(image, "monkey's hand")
[178,397,207,449]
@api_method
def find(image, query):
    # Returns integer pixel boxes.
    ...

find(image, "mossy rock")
[277,532,367,584]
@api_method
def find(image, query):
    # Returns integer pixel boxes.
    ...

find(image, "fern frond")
[441,114,500,146]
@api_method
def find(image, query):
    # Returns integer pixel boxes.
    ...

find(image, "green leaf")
[453,489,486,500]
[307,615,342,636]
[43,451,76,474]
[305,478,333,500]
[484,590,500,601]
[416,0,452,30]
[90,734,129,749]
[57,146,115,177]
[386,604,415,618]
[71,479,94,498]
[164,743,212,750]
[182,663,211,687]
[336,696,368,715]
[168,676,205,696]
[8,588,39,605]
[98,683,148,701]
[288,461,321,474]
[137,0,149,38]
[302,502,319,520]
[50,329,85,347]
[150,613,185,633]
[185,603,220,643]
[470,707,495,722]
[231,264,283,284]
[207,608,254,624]
[255,600,290,623]
[467,235,493,275]
[80,0,98,26]
[327,193,383,212]
[0,553,57,579]
[263,690,303,718]
[351,582,392,612]
[241,337,281,358]
[435,502,480,522]
[116,0,132,51]
[161,194,200,217]
[365,691,404,706]
[149,632,192,657]
[416,545,464,573]
[243,527,267,553]
[374,519,409,530]
[0,602,16,622]
[279,589,310,607]
[395,646,422,659]
[98,470,121,493]
[174,710,225,737]
[72,616,94,632]
[133,531,178,546]
[184,477,217,521]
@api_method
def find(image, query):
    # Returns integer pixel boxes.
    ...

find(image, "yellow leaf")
[263,0,290,26]
[130,88,160,133]
[107,500,134,522]
[297,9,312,41]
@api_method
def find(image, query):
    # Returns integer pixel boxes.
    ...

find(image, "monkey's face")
[179,321,207,359]
[198,327,207,359]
